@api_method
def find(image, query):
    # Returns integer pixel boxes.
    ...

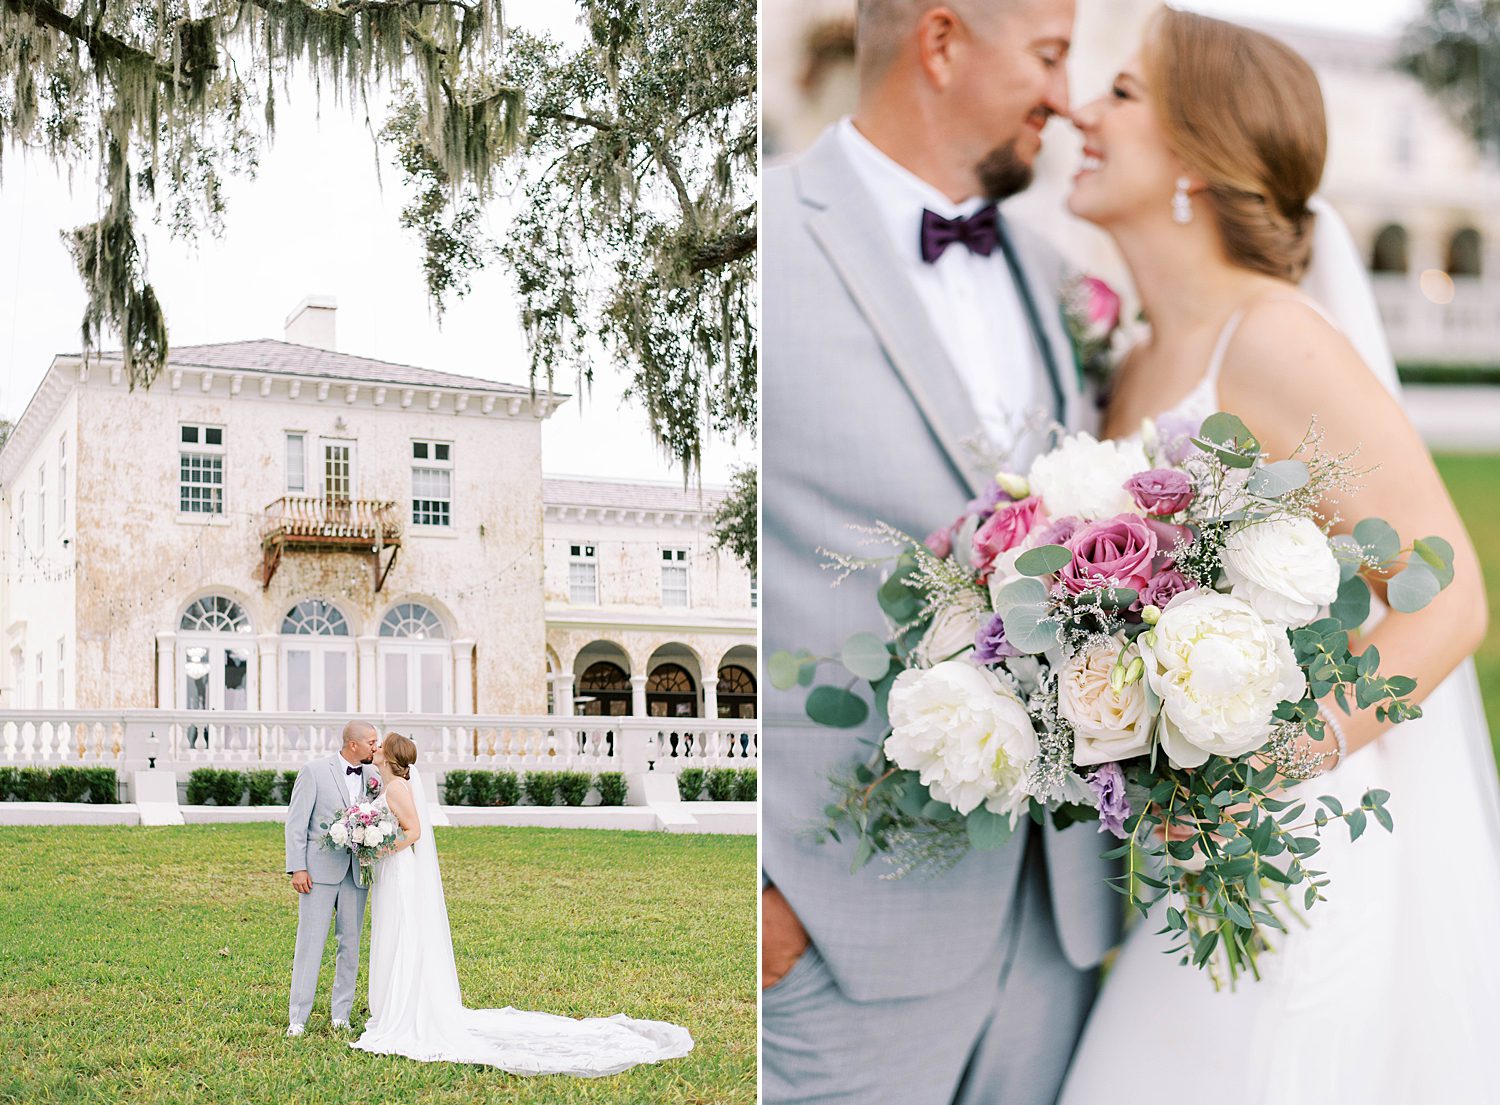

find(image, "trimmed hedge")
[676,767,706,802]
[277,771,299,804]
[462,770,520,807]
[443,769,471,806]
[705,767,738,802]
[185,768,250,806]
[595,772,628,806]
[522,771,559,807]
[246,770,279,806]
[0,766,118,804]
[733,767,757,802]
[555,771,591,807]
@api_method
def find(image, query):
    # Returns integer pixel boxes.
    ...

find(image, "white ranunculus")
[1027,432,1152,521]
[1060,633,1153,766]
[914,595,985,668]
[329,822,349,846]
[884,660,1039,819]
[1220,516,1341,627]
[1137,589,1306,769]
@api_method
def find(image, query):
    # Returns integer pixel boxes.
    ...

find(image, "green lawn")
[1436,452,1500,760]
[0,825,756,1105]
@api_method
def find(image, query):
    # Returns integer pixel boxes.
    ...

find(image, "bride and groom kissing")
[762,1,1500,1103]
[282,719,693,1075]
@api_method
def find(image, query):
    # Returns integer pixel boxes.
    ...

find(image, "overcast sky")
[1179,0,1418,34]
[0,0,753,485]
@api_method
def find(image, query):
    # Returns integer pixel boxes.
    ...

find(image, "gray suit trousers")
[763,837,1096,1105]
[288,871,368,1026]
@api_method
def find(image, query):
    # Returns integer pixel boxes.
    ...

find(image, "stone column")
[256,633,279,711]
[356,636,378,714]
[155,632,176,709]
[630,674,648,718]
[553,673,576,715]
[452,640,476,715]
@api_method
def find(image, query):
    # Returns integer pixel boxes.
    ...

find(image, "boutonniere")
[1062,274,1123,388]
[366,775,382,795]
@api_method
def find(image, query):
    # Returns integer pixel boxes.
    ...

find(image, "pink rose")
[1061,513,1159,596]
[924,526,953,560]
[1140,568,1191,610]
[1125,469,1193,516]
[973,496,1044,576]
[1033,515,1083,549]
[1081,276,1122,342]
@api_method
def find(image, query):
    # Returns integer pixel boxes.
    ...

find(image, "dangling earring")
[1172,177,1193,225]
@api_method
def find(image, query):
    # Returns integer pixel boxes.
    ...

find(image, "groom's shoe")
[331,1019,352,1031]
[286,1023,305,1038]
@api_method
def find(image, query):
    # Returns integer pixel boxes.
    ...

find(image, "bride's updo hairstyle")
[383,733,417,781]
[1142,8,1327,281]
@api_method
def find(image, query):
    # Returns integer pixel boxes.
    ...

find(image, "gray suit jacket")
[763,127,1119,1004]
[284,754,377,885]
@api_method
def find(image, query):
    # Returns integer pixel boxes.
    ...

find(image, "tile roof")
[543,476,726,514]
[84,339,552,396]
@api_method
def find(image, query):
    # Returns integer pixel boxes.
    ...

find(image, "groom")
[762,0,1118,1102]
[284,719,380,1037]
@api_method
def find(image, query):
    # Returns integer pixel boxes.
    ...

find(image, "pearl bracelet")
[1317,708,1348,771]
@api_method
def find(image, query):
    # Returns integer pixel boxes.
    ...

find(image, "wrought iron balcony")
[261,496,403,591]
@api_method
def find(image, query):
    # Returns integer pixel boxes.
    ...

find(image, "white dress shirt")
[341,758,362,806]
[837,118,1045,457]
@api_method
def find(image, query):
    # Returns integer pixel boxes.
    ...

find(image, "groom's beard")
[977,141,1035,201]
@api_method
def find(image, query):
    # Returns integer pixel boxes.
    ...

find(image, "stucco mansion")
[0,298,757,734]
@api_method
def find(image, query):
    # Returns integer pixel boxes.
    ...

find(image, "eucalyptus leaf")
[768,650,802,691]
[999,602,1061,654]
[1015,544,1073,577]
[805,686,870,729]
[1330,574,1371,631]
[993,576,1049,611]
[1353,518,1400,565]
[1247,459,1309,498]
[841,633,893,682]
[1387,560,1441,613]
[966,806,1017,850]
[1330,534,1364,581]
[1414,536,1455,587]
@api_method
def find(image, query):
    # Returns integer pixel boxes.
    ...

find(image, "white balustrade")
[0,710,758,778]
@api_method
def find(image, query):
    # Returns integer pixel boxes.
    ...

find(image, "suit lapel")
[1001,221,1083,430]
[796,132,989,498]
[327,754,349,806]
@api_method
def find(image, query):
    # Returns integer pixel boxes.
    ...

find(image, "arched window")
[717,665,758,719]
[380,603,446,639]
[280,599,353,715]
[176,594,255,745]
[377,603,450,714]
[1447,228,1482,278]
[578,661,632,716]
[180,595,252,634]
[647,663,697,718]
[1371,224,1408,274]
[282,599,350,636]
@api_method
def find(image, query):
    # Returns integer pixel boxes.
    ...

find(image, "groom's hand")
[761,884,809,990]
[291,870,312,894]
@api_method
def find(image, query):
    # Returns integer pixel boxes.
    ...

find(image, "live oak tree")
[1398,0,1500,153]
[1,0,518,389]
[385,0,757,477]
[710,462,756,573]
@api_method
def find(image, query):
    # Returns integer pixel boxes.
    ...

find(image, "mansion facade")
[0,299,756,729]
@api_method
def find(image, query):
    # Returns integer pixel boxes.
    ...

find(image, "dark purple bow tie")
[920,204,1001,264]
[346,765,361,776]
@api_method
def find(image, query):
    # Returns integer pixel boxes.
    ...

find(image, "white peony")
[1060,633,1153,766]
[884,660,1039,819]
[914,594,985,668]
[1028,432,1152,521]
[1220,517,1341,627]
[1137,589,1307,769]
[329,822,349,847]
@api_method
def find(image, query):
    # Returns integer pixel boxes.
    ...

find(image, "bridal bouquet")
[773,411,1456,986]
[321,799,400,887]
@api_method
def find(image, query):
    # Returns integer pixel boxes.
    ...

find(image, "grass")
[1435,452,1500,761]
[0,825,756,1105]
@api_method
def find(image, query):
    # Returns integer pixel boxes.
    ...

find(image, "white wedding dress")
[350,767,694,1075]
[1059,201,1500,1104]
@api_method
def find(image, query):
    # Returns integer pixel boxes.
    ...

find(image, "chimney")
[284,295,337,350]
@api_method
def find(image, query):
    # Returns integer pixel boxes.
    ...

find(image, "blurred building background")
[763,0,1500,378]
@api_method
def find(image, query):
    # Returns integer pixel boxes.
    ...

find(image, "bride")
[1057,10,1500,1103]
[349,733,694,1076]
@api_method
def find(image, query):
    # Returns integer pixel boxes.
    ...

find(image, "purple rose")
[1154,413,1199,466]
[972,496,1044,577]
[973,612,1020,664]
[1144,518,1193,556]
[1125,469,1193,516]
[1060,513,1159,596]
[1140,568,1190,611]
[1033,514,1083,549]
[1087,762,1131,838]
[966,481,1011,518]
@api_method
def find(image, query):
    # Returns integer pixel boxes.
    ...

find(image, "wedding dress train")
[1058,201,1500,1104]
[350,767,694,1075]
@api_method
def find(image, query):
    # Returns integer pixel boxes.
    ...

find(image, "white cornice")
[0,361,71,488]
[544,606,756,635]
[543,504,709,527]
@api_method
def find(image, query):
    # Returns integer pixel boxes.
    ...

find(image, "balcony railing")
[1373,275,1500,366]
[0,710,759,775]
[261,496,403,590]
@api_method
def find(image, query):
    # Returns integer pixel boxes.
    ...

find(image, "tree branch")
[689,224,756,273]
[4,0,184,85]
